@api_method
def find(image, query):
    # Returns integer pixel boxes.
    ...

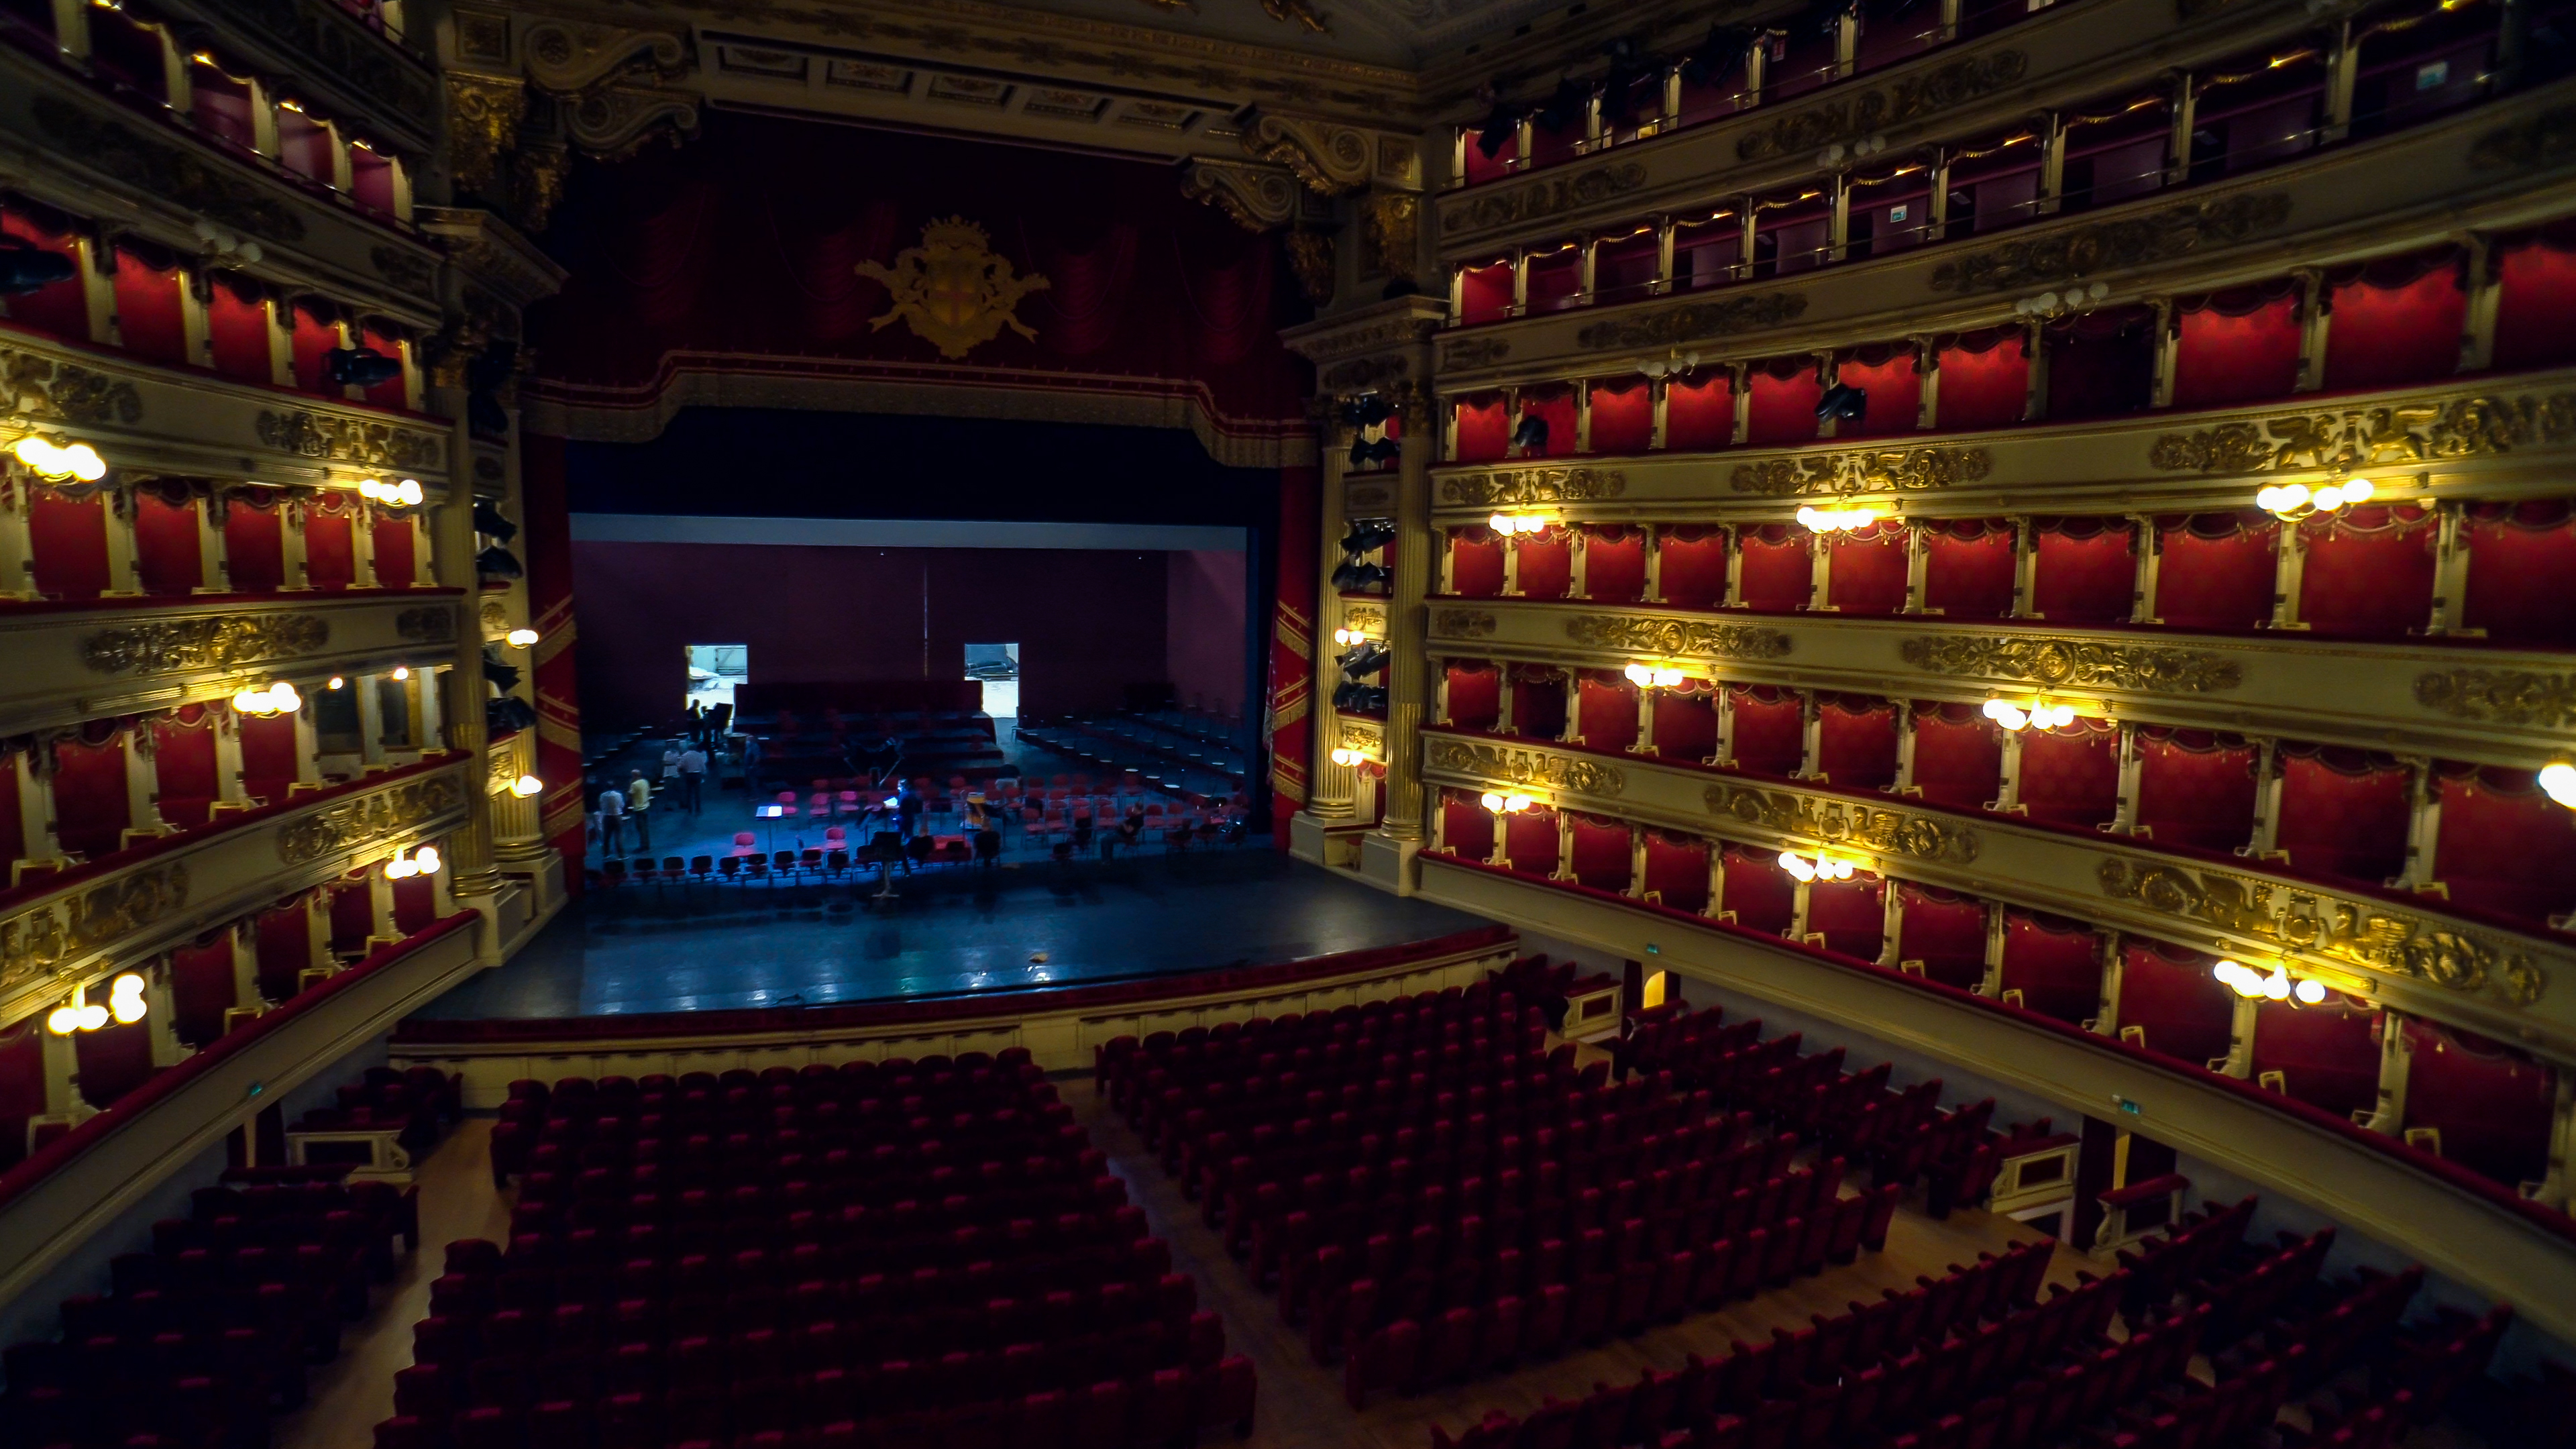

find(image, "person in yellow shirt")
[625,770,654,851]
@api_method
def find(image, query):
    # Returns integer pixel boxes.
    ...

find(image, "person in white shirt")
[678,743,709,816]
[595,782,626,857]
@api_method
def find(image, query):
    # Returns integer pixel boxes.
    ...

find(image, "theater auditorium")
[0,1,2572,1448]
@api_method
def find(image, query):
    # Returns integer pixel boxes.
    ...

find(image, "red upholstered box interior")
[1817,697,1898,790]
[1587,378,1652,454]
[1998,911,2101,1026]
[1448,531,1505,596]
[2017,720,2119,828]
[2170,284,2300,409]
[2153,514,2277,630]
[1443,663,1501,731]
[1737,525,1812,612]
[1719,844,1793,934]
[1934,328,2027,431]
[1442,792,1495,861]
[2031,519,2135,623]
[1807,875,1886,959]
[1456,394,1509,462]
[2117,942,2235,1067]
[1726,686,1804,777]
[1579,527,1645,603]
[1664,374,1735,451]
[1568,814,1633,892]
[2432,766,2576,928]
[1745,359,1823,447]
[2297,506,2435,637]
[1921,521,2015,617]
[2252,994,2381,1122]
[2322,250,2466,390]
[1833,350,1919,437]
[1911,703,2002,810]
[1657,529,1730,608]
[1511,669,1568,740]
[2402,1020,2559,1188]
[1642,832,1711,912]
[1652,690,1718,763]
[1514,529,1572,599]
[2133,730,2257,849]
[1896,884,1987,991]
[2275,748,2410,885]
[1825,523,1907,614]
[1504,810,1560,875]
[1575,672,1638,753]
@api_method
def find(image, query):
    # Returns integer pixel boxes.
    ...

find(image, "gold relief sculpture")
[1285,229,1336,304]
[1703,786,1979,864]
[1442,337,1511,370]
[857,218,1051,361]
[1438,467,1627,506]
[0,342,144,428]
[1730,445,1990,497]
[443,73,529,198]
[1362,193,1420,287]
[82,614,330,676]
[1432,609,1499,639]
[0,863,191,994]
[2412,668,2576,730]
[1577,292,1809,351]
[1244,114,1376,195]
[278,776,469,866]
[33,98,309,242]
[2148,391,2576,474]
[1564,614,1795,661]
[1929,193,2291,294]
[1440,162,1650,237]
[370,246,440,294]
[2467,105,2576,172]
[1181,157,1303,233]
[2099,859,2543,1008]
[1899,634,2241,693]
[257,410,445,472]
[1426,739,1625,797]
[1346,482,1393,511]
[1736,51,2029,162]
[1321,356,1409,394]
[396,606,460,643]
[1342,603,1387,631]
[1338,717,1385,751]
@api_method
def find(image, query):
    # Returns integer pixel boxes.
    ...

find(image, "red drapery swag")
[1579,527,1646,603]
[1652,691,1718,763]
[1824,523,1907,614]
[1737,524,1812,612]
[1456,395,1509,462]
[1816,696,1897,790]
[111,246,189,367]
[1,202,90,341]
[1503,810,1560,875]
[205,274,272,386]
[2117,941,2235,1066]
[1575,672,1639,753]
[1448,531,1505,597]
[2275,748,2410,884]
[2322,250,2466,389]
[2401,1020,2558,1189]
[1719,845,1794,934]
[1911,702,2002,810]
[2133,729,2257,849]
[2461,502,2576,646]
[1442,791,1495,861]
[1458,264,1513,325]
[2169,284,2301,409]
[152,708,222,829]
[1921,521,2016,617]
[2017,720,2119,828]
[2153,513,2277,631]
[1727,686,1805,776]
[1934,329,2027,431]
[1643,833,1711,912]
[2432,767,2576,928]
[1744,358,1823,447]
[303,494,358,590]
[51,733,131,861]
[371,510,417,588]
[1444,663,1502,731]
[2252,994,2381,1122]
[1998,911,2102,1026]
[1657,529,1730,608]
[2031,518,2135,623]
[1896,884,1986,990]
[1514,529,1572,600]
[1833,350,1919,437]
[1664,374,1735,451]
[2297,506,2434,638]
[237,711,301,808]
[1588,379,1652,454]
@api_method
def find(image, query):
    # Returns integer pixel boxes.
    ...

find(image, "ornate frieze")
[2467,105,2576,172]
[370,246,440,294]
[1432,609,1499,639]
[1342,602,1387,632]
[31,99,309,243]
[1438,467,1627,506]
[2412,669,2576,730]
[277,776,468,865]
[1564,615,1796,661]
[1703,785,1979,863]
[1440,162,1650,237]
[1441,337,1511,370]
[0,342,143,429]
[2148,391,2576,474]
[1899,635,2241,693]
[1243,113,1403,196]
[0,863,190,995]
[1181,156,1303,232]
[1426,739,1625,796]
[256,411,445,472]
[395,606,460,643]
[1338,716,1386,751]
[81,614,330,677]
[1320,356,1411,394]
[2099,859,2543,1008]
[1929,193,2291,294]
[1736,51,2029,162]
[1576,293,1809,351]
[1730,445,1990,496]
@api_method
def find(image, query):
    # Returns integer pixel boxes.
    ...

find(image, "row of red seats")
[2088,1346,2298,1449]
[1130,1043,1582,1158]
[294,1066,464,1150]
[2193,1228,2336,1347]
[1112,1012,1554,1117]
[1095,984,1543,1101]
[2111,1195,2257,1318]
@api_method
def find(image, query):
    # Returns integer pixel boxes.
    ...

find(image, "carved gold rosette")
[1564,615,1796,661]
[82,614,330,676]
[1899,635,2240,693]
[1426,739,1624,797]
[278,777,468,865]
[1703,786,1979,864]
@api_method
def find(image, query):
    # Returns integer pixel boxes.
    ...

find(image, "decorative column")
[0,480,38,600]
[1913,336,1939,429]
[1712,686,1737,767]
[1631,683,1656,756]
[2530,1069,2573,1211]
[1989,728,2025,814]
[2322,19,2360,144]
[290,696,323,792]
[2106,722,2145,835]
[1649,379,1671,448]
[38,1016,82,1124]
[1626,824,1647,900]
[2392,757,2444,893]
[1641,525,1664,603]
[2035,113,2069,214]
[1495,667,1517,736]
[408,508,436,586]
[2149,299,2180,409]
[1793,690,1824,780]
[194,490,230,594]
[2215,994,2257,1077]
[1789,873,1815,944]
[1500,531,1523,596]
[123,724,168,844]
[1807,526,1835,610]
[1901,522,1934,613]
[2007,517,2042,619]
[2267,521,2309,629]
[488,724,547,867]
[1979,902,2006,998]
[2129,515,2163,624]
[2239,737,2285,859]
[101,484,143,598]
[2291,268,2330,394]
[1567,529,1590,600]
[365,863,402,953]
[305,890,332,973]
[1573,380,1593,450]
[144,959,184,1068]
[2164,72,2199,185]
[351,502,381,587]
[1721,523,1747,607]
[210,708,248,812]
[280,495,313,590]
[1729,362,1753,443]
[2459,233,2500,372]
[2423,500,2477,635]
[2021,317,2049,421]
[1362,313,1448,894]
[1654,219,1678,295]
[230,920,265,1010]
[13,747,60,870]
[1878,880,1904,967]
[1487,807,1509,867]
[1890,700,1919,796]
[354,673,389,767]
[1509,248,1530,317]
[2359,1009,2412,1133]
[1704,841,1728,921]
[429,394,504,954]
[1432,661,1452,728]
[1559,667,1583,746]
[2091,930,2125,1035]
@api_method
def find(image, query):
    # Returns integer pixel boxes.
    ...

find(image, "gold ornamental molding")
[2412,669,2576,731]
[1703,784,1980,865]
[1432,608,1499,639]
[1337,715,1385,752]
[2099,859,2544,1010]
[1426,738,1625,797]
[278,776,469,867]
[1342,602,1388,631]
[30,98,309,244]
[1575,292,1810,352]
[1439,467,1629,507]
[0,341,144,429]
[1242,113,1415,197]
[80,614,331,677]
[1729,446,1991,497]
[1440,162,1650,239]
[256,410,445,473]
[1899,635,2241,694]
[523,19,690,94]
[0,863,189,998]
[1564,614,1796,661]
[1928,193,2294,294]
[1320,355,1413,394]
[1346,479,1395,513]
[857,217,1051,361]
[395,606,460,643]
[1181,157,1304,232]
[1440,337,1512,371]
[1735,51,2029,164]
[2148,391,2576,475]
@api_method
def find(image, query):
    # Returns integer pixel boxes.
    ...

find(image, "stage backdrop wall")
[573,542,1241,729]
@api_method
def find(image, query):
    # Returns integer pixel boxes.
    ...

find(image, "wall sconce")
[1623,662,1686,688]
[2212,958,2325,1004]
[1795,501,1892,533]
[231,681,303,716]
[1480,790,1538,814]
[1487,511,1556,536]
[2012,280,2110,319]
[2542,761,2576,810]
[2256,476,2373,522]
[48,974,146,1034]
[358,477,425,507]
[385,845,442,879]
[9,435,106,482]
[1776,850,1855,883]
[1982,696,2076,732]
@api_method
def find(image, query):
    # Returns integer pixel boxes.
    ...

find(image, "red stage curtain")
[1653,691,1718,763]
[1935,329,2027,431]
[372,513,417,588]
[2276,749,2410,883]
[0,203,89,339]
[2133,730,2257,849]
[2043,307,2155,420]
[30,490,111,599]
[2018,720,2119,828]
[2170,286,2300,408]
[1721,845,1794,934]
[1728,687,1805,777]
[170,938,237,1048]
[2154,513,2277,630]
[1896,885,1987,990]
[1577,672,1640,753]
[1568,816,1633,892]
[1922,520,2015,617]
[1443,792,1495,861]
[329,880,374,955]
[52,734,130,861]
[75,1018,154,1110]
[152,710,221,829]
[1456,395,1509,462]
[2434,767,2576,928]
[1445,663,1501,731]
[112,248,189,366]
[304,498,357,590]
[1580,527,1644,602]
[2324,252,2465,389]
[1999,911,2102,1026]
[1833,350,1919,437]
[2461,501,2576,646]
[131,488,203,595]
[1459,264,1514,325]
[394,873,438,934]
[1912,702,2002,810]
[0,1022,42,1170]
[256,901,313,1000]
[1520,388,1577,459]
[1664,374,1735,451]
[1737,524,1812,611]
[1511,670,1568,740]
[205,275,271,385]
[2253,995,2380,1122]
[2298,506,2434,638]
[221,492,286,593]
[1808,875,1885,959]
[238,712,301,808]
[1515,529,1572,600]
[1589,379,1652,454]
[1449,531,1505,596]
[1505,810,1560,875]
[1745,358,1823,447]
[2403,1022,2558,1188]
[1658,529,1729,608]
[1825,522,1907,614]
[1643,833,1711,912]
[2492,230,2576,371]
[1817,696,1898,790]
[2118,942,2233,1065]
[289,303,339,394]
[2032,518,2135,623]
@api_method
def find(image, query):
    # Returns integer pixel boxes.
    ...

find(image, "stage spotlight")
[1338,395,1394,429]
[1349,436,1403,468]
[1339,642,1390,678]
[1332,682,1389,712]
[0,247,76,296]
[325,347,404,388]
[1330,559,1390,591]
[476,545,524,579]
[1510,414,1550,454]
[1341,519,1398,555]
[472,499,518,541]
[482,651,523,690]
[486,695,537,733]
[1815,383,1868,423]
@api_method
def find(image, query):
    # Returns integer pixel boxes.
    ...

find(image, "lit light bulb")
[394,479,424,506]
[1982,699,2029,731]
[391,666,411,681]
[506,628,539,647]
[1481,791,1505,812]
[2539,762,2576,810]
[11,437,108,482]
[2293,978,2326,1006]
[108,973,146,1024]
[2338,476,2374,504]
[413,846,441,873]
[268,682,300,713]
[46,1006,82,1035]
[510,774,544,798]
[386,857,417,879]
[1506,794,1534,813]
[1625,663,1652,686]
[233,686,264,713]
[2211,959,2248,990]
[2261,971,2291,1002]
[1777,851,1816,883]
[327,676,345,690]
[357,478,386,500]
[76,1004,107,1031]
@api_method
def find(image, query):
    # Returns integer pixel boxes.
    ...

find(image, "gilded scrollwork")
[1426,739,1625,797]
[1929,193,2290,294]
[1337,717,1385,751]
[1564,614,1795,661]
[0,863,191,994]
[1735,51,2028,162]
[1438,467,1627,507]
[1729,445,1990,497]
[1576,292,1809,351]
[1181,156,1303,233]
[1439,162,1650,237]
[82,614,330,676]
[1440,337,1511,370]
[1432,609,1499,639]
[258,410,445,472]
[2466,105,2576,172]
[1899,634,2240,693]
[445,72,529,197]
[2411,669,2576,730]
[396,606,460,643]
[1703,786,1979,864]
[2099,858,2542,1008]
[1244,113,1381,196]
[277,777,469,866]
[2147,391,2576,474]
[32,98,309,242]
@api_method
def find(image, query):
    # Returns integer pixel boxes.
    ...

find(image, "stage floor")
[412,848,1488,1020]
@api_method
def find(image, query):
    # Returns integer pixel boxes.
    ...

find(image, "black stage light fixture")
[486,695,538,733]
[0,247,76,296]
[1511,414,1550,453]
[1477,101,1521,158]
[1681,24,1757,84]
[1534,76,1590,133]
[1347,435,1401,468]
[1338,395,1394,429]
[476,545,525,580]
[1339,643,1390,679]
[325,346,404,388]
[1815,383,1869,423]
[472,499,518,541]
[1330,559,1390,591]
[1333,682,1389,712]
[482,650,523,691]
[1342,519,1399,555]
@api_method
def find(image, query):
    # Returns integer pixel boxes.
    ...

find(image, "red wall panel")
[1737,526,1811,612]
[1664,374,1734,451]
[2154,515,2276,630]
[1587,379,1652,454]
[1921,523,2015,617]
[2118,943,2234,1065]
[2298,506,2435,638]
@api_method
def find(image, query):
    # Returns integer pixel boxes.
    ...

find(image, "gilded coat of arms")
[856,216,1051,360]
